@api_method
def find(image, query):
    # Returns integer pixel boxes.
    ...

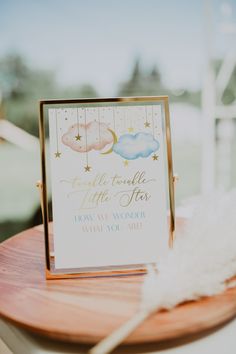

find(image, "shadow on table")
[27,317,235,354]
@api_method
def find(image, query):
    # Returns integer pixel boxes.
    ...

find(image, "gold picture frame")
[38,96,175,279]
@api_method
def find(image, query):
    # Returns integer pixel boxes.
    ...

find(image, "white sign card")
[41,98,173,275]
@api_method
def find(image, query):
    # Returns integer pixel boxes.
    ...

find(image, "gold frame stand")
[38,96,177,279]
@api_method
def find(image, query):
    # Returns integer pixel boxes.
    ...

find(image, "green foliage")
[213,59,236,105]
[118,58,201,106]
[0,54,98,136]
[222,68,236,105]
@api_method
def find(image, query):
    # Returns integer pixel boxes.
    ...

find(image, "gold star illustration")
[152,154,158,161]
[123,160,129,167]
[144,122,150,128]
[128,127,134,133]
[55,152,61,158]
[84,165,91,172]
[75,134,82,141]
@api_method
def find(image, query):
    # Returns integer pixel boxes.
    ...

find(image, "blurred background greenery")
[0,0,236,241]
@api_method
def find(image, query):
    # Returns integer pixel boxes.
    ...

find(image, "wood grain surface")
[0,221,236,345]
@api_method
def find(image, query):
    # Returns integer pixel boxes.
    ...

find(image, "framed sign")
[39,96,175,279]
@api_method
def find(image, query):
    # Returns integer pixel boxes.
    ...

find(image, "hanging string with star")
[144,106,150,128]
[84,108,91,172]
[54,109,61,158]
[123,106,130,167]
[123,107,126,134]
[152,105,159,161]
[152,105,155,136]
[127,106,134,133]
[75,108,82,141]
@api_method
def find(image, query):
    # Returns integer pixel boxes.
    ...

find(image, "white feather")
[141,190,236,312]
[89,190,236,354]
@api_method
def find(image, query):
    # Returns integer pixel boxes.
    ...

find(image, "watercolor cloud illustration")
[113,132,159,160]
[62,121,113,153]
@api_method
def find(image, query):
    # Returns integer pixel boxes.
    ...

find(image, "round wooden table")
[0,222,236,347]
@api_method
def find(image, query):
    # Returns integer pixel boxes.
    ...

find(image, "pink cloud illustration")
[62,121,114,153]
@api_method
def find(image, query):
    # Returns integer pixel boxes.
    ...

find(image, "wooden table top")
[0,221,236,345]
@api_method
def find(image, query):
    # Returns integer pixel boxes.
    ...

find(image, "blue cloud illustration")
[113,133,159,160]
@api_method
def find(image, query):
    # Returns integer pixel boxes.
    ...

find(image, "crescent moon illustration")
[101,129,118,155]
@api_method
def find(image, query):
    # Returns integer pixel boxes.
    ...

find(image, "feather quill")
[89,190,236,354]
